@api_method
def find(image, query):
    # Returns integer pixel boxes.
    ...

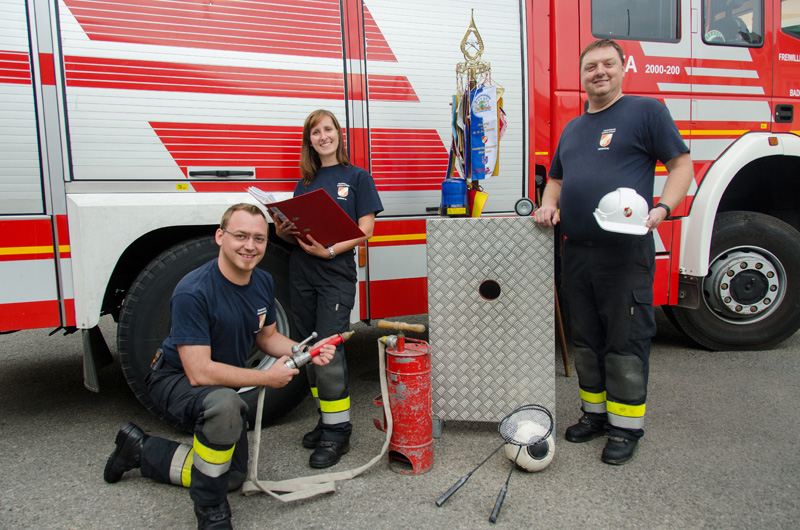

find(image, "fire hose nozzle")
[380,335,399,349]
[292,331,318,355]
[285,331,355,370]
[284,351,310,370]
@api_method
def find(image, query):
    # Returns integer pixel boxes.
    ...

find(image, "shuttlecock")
[512,420,539,443]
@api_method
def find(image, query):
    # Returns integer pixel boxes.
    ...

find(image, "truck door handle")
[774,104,793,123]
[188,170,255,178]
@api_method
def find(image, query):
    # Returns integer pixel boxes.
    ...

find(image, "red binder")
[247,187,365,247]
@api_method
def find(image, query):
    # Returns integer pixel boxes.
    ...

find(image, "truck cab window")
[592,0,679,42]
[782,0,800,40]
[703,0,764,46]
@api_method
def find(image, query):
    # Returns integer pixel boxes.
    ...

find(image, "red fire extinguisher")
[373,320,433,475]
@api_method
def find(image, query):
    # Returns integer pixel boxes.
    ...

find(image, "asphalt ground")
[1,310,799,529]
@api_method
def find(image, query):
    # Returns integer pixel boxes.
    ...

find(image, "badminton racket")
[435,404,553,509]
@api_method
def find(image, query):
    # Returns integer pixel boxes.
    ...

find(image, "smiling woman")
[268,109,384,469]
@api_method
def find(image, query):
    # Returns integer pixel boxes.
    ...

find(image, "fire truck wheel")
[117,235,307,432]
[665,211,800,350]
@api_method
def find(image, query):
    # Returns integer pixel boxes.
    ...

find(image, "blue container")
[440,178,468,217]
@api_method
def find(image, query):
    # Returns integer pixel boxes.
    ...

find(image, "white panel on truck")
[0,0,44,215]
[56,0,349,181]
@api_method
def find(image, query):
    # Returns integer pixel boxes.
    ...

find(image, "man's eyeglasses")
[220,228,267,245]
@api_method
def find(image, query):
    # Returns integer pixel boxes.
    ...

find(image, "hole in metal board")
[479,279,501,301]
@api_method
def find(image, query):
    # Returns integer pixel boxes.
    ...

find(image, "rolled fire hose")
[241,337,394,501]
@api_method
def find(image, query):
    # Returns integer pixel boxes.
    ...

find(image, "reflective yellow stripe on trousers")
[320,396,351,425]
[580,389,607,414]
[192,435,235,478]
[607,400,646,430]
[169,443,193,487]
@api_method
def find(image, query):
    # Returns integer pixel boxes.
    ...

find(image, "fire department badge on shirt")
[600,133,614,147]
[256,307,267,332]
[337,185,350,198]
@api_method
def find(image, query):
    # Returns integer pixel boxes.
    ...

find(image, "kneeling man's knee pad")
[201,388,247,445]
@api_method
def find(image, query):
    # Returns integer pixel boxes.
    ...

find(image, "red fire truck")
[2,0,799,423]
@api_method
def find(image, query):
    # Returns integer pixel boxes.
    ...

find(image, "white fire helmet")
[593,187,650,235]
[503,421,555,472]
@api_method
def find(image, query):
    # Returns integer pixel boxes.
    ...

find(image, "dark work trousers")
[561,235,656,441]
[289,248,355,442]
[141,365,249,506]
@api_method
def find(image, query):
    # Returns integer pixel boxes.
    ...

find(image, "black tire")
[117,236,307,431]
[666,211,800,350]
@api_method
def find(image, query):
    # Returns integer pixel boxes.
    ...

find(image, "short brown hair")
[299,109,350,186]
[220,203,266,229]
[579,39,625,69]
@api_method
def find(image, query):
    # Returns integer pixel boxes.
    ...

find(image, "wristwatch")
[655,202,671,218]
[328,246,336,259]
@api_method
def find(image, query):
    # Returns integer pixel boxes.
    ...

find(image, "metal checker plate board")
[427,217,554,422]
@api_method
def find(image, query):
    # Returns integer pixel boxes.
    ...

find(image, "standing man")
[103,203,337,530]
[533,39,693,465]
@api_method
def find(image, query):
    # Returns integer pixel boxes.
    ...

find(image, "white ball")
[504,424,555,472]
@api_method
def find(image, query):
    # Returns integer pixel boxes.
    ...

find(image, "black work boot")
[194,499,232,530]
[302,424,323,449]
[103,422,147,483]
[564,415,606,443]
[601,436,638,465]
[309,440,350,468]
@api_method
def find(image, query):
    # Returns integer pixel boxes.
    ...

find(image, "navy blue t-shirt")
[294,164,384,224]
[160,259,277,369]
[549,95,689,241]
